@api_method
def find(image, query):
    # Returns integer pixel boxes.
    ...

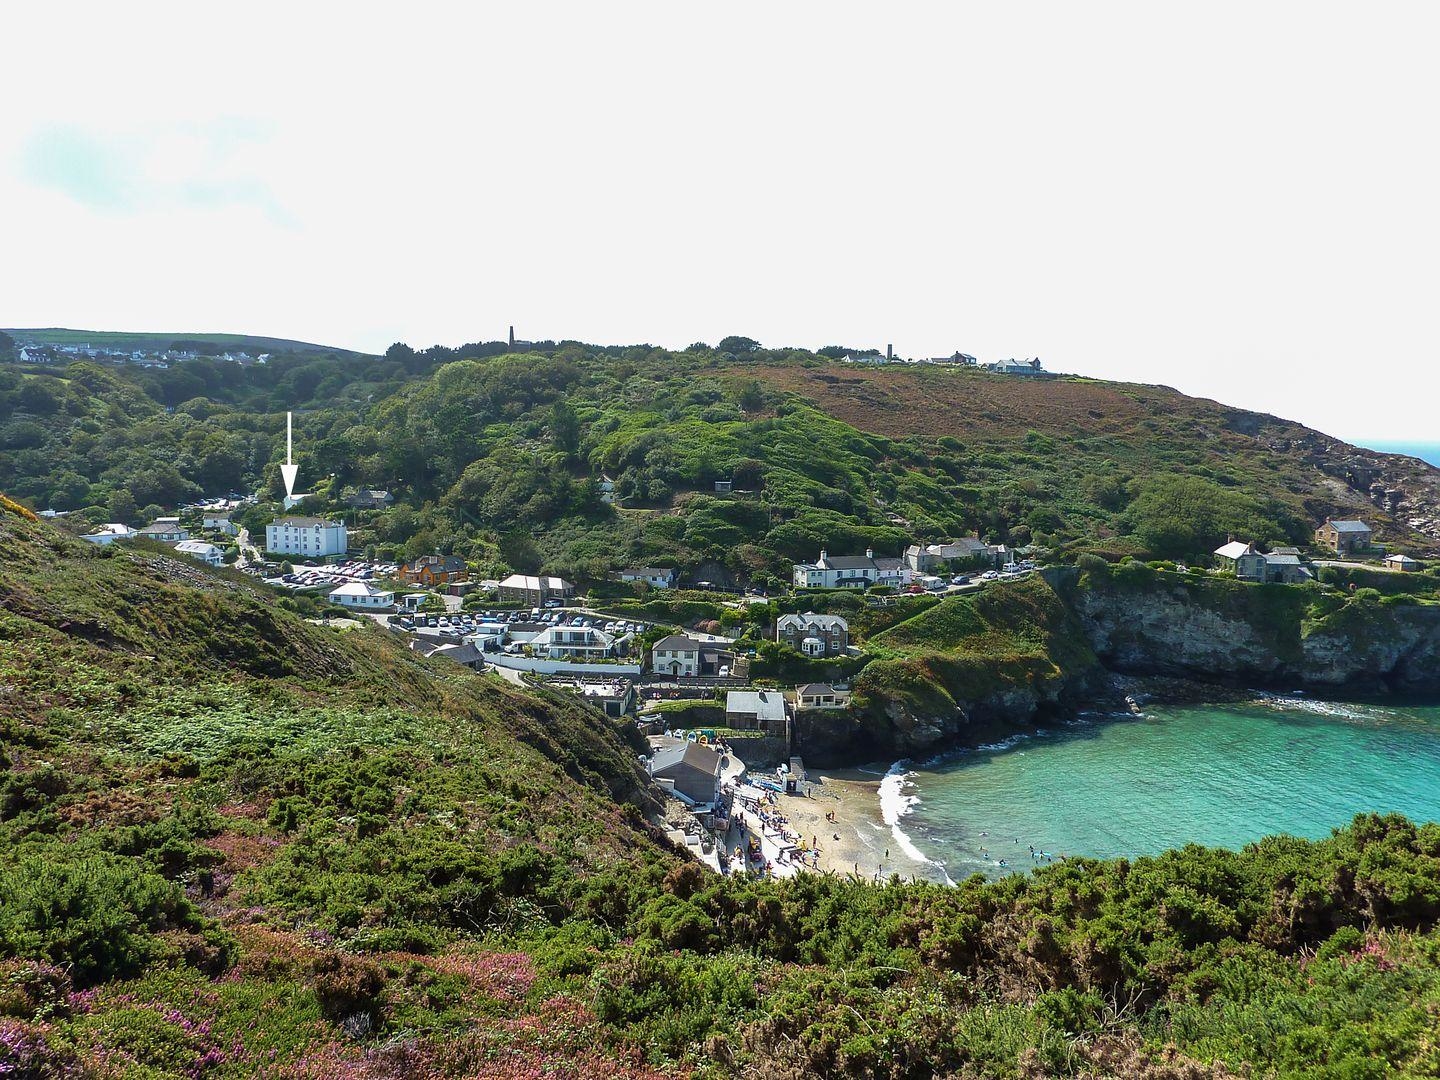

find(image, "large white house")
[174,540,225,567]
[651,634,703,677]
[792,549,882,589]
[83,523,137,545]
[530,624,615,660]
[328,581,395,610]
[265,516,348,558]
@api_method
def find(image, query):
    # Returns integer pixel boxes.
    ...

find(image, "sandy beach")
[724,767,946,884]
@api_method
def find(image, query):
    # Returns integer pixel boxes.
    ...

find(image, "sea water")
[889,697,1440,881]
[1360,440,1440,468]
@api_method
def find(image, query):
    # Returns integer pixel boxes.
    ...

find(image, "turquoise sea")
[886,697,1440,881]
[1360,440,1440,467]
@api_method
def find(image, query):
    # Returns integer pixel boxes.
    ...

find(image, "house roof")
[174,541,221,556]
[777,612,848,632]
[138,521,185,534]
[797,683,838,696]
[533,625,614,648]
[328,581,393,598]
[498,573,572,591]
[650,741,722,778]
[725,690,787,722]
[652,634,702,653]
[820,554,878,570]
[431,642,483,666]
[622,567,675,578]
[271,516,341,528]
[1264,553,1303,566]
[1386,554,1421,565]
[406,555,467,572]
[89,523,135,537]
[1327,520,1371,533]
[1214,541,1257,560]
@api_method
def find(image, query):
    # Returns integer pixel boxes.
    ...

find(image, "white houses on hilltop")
[792,549,882,589]
[328,581,395,610]
[265,516,348,558]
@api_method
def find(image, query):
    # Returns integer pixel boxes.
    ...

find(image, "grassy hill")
[6,503,1440,1076]
[3,327,365,356]
[8,339,1439,598]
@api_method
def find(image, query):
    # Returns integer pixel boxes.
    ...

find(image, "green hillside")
[2,340,1437,589]
[6,503,1440,1076]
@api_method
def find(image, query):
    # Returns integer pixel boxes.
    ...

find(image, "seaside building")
[327,581,396,610]
[792,549,882,589]
[1316,519,1373,556]
[265,516,348,558]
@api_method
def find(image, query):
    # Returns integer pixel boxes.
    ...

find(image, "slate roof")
[652,634,702,653]
[725,690,787,722]
[1328,520,1372,533]
[650,742,722,778]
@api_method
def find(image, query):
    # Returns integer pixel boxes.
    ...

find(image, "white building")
[265,516,348,558]
[651,634,703,677]
[83,523,137,545]
[792,549,881,589]
[619,567,677,589]
[202,512,238,536]
[137,518,190,543]
[530,624,615,660]
[173,540,225,567]
[328,581,395,610]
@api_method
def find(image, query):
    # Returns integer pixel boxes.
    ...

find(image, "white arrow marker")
[281,411,299,498]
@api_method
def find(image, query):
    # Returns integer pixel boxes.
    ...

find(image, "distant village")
[13,341,270,368]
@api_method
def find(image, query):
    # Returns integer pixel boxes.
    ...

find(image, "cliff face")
[801,577,1107,766]
[805,571,1440,765]
[1068,572,1440,694]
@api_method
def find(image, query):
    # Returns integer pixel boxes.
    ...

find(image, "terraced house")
[792,548,881,589]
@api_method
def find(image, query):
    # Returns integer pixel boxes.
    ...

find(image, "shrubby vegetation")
[3,335,1417,592]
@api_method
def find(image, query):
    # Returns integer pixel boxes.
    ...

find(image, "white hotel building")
[265,516,348,558]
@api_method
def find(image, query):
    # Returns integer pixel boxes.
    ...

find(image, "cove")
[891,696,1440,881]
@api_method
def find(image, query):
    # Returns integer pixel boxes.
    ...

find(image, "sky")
[1,2,1436,444]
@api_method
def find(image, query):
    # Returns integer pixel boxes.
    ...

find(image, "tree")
[0,331,15,361]
[550,398,580,456]
[718,336,761,354]
[108,489,138,525]
[737,381,765,414]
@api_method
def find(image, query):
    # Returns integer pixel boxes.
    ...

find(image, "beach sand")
[725,768,946,883]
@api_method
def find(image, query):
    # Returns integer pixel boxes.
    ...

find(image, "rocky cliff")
[802,570,1440,765]
[1064,567,1440,694]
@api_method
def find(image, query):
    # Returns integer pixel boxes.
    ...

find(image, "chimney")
[819,549,828,563]
[866,547,874,559]
[886,343,893,361]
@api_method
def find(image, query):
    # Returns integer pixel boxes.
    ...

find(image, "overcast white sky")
[2,3,1436,443]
